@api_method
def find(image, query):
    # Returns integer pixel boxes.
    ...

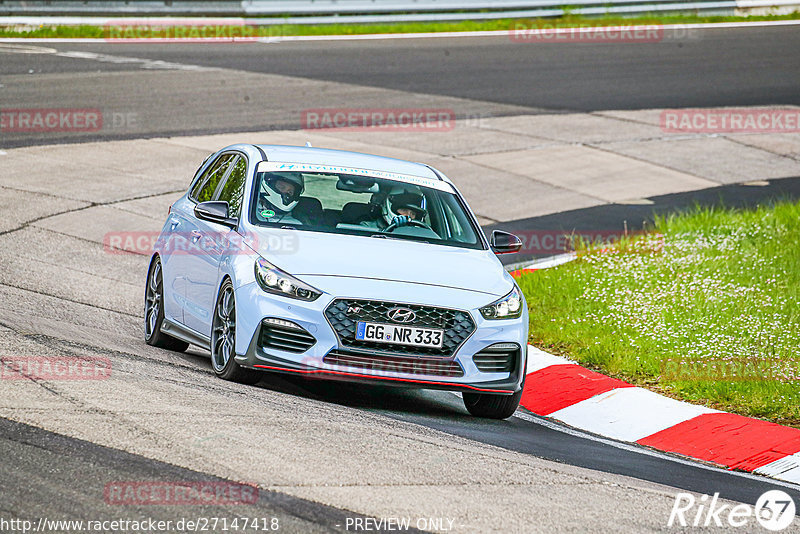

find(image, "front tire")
[463,390,522,419]
[211,279,261,385]
[144,257,189,352]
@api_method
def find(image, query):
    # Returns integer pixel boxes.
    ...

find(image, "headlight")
[254,258,321,301]
[480,287,523,320]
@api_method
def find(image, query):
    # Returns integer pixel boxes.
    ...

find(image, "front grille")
[259,320,316,353]
[473,344,519,373]
[324,299,476,357]
[324,349,464,377]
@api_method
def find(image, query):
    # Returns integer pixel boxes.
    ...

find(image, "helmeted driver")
[257,173,305,224]
[362,188,428,230]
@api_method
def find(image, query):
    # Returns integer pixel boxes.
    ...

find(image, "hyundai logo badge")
[387,307,416,323]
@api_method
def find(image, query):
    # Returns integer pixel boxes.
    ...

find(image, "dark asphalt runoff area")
[27,26,800,112]
[1,25,799,148]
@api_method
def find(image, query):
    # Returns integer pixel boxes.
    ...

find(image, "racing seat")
[294,197,325,226]
[341,202,372,224]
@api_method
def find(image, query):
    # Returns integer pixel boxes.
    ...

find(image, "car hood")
[248,227,513,297]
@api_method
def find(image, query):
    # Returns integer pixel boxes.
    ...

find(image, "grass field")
[1,12,799,39]
[516,200,800,427]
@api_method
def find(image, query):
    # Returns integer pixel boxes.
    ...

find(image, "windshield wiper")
[371,234,430,244]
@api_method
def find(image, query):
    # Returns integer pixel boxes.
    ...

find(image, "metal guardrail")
[0,0,792,22]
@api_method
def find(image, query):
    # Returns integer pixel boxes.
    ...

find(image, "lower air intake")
[473,344,519,373]
[324,349,463,377]
[259,319,316,354]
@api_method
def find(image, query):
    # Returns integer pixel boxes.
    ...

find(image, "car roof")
[250,144,443,182]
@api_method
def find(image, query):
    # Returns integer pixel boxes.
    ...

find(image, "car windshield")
[248,164,483,250]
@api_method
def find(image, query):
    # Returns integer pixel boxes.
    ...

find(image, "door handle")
[190,230,202,242]
[170,218,180,230]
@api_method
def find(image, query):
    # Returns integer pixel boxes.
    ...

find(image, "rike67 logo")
[669,490,796,531]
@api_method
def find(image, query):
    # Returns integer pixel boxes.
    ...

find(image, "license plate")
[355,321,444,349]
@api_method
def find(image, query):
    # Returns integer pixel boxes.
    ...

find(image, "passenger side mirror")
[490,230,522,254]
[194,201,238,229]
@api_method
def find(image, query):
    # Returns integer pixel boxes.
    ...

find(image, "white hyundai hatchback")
[144,144,527,418]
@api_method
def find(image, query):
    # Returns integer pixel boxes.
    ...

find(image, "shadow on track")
[261,371,468,418]
[490,176,800,265]
[179,346,466,417]
[0,417,414,532]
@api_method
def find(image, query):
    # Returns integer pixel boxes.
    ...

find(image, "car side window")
[190,153,214,183]
[190,153,235,202]
[215,156,247,217]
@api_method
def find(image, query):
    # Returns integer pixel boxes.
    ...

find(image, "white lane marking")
[54,50,211,71]
[0,20,799,44]
[513,409,800,491]
[0,43,57,53]
[0,43,211,70]
[756,454,800,484]
[546,387,719,443]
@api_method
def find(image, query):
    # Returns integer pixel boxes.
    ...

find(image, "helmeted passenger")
[257,173,306,224]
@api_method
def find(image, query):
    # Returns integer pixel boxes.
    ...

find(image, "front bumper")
[233,281,528,394]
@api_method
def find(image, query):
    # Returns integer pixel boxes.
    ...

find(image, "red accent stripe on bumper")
[252,364,514,393]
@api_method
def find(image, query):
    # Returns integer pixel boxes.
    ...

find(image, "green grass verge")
[0,12,799,39]
[516,200,800,427]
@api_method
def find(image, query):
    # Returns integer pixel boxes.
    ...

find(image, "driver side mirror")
[194,201,238,229]
[490,230,522,254]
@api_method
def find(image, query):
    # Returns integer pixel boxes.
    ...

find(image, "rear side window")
[216,156,247,217]
[190,153,214,183]
[190,153,235,202]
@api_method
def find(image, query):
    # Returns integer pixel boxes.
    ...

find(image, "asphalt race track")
[2,25,800,147]
[1,25,799,532]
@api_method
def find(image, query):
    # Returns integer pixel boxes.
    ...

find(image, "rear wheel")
[463,390,522,419]
[211,279,261,385]
[144,257,189,352]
